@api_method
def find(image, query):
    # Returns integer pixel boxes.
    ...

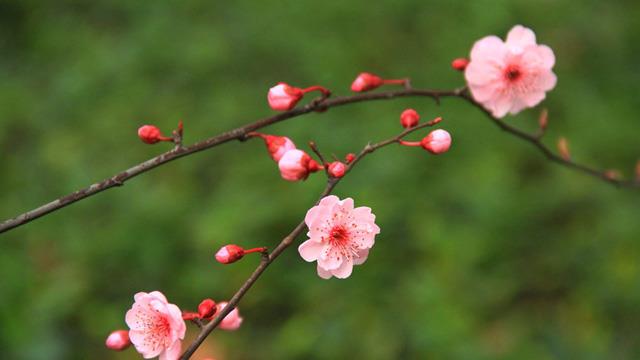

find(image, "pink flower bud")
[451,58,469,71]
[421,129,452,155]
[345,153,356,164]
[350,72,384,92]
[198,299,217,319]
[105,330,131,351]
[263,135,296,162]
[327,161,346,178]
[215,244,245,264]
[137,125,172,144]
[557,137,570,160]
[400,109,420,128]
[267,83,304,111]
[278,149,314,181]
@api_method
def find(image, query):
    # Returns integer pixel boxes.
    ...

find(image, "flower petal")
[331,258,354,279]
[506,25,537,53]
[298,239,324,262]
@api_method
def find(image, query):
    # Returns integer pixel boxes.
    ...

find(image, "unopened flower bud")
[327,161,347,178]
[636,160,640,182]
[198,299,217,319]
[421,129,452,155]
[268,83,304,111]
[557,137,570,160]
[250,133,297,162]
[400,109,420,128]
[351,72,384,92]
[451,58,469,71]
[538,108,548,132]
[345,153,356,164]
[105,330,131,351]
[215,244,245,264]
[137,125,172,144]
[278,149,314,181]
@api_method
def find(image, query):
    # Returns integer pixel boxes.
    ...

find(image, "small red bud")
[268,83,304,111]
[604,169,621,181]
[137,125,172,144]
[351,72,384,92]
[421,129,452,155]
[635,160,640,182]
[451,58,469,71]
[198,299,217,319]
[105,330,130,351]
[327,161,347,178]
[215,244,245,264]
[400,109,420,128]
[345,153,356,164]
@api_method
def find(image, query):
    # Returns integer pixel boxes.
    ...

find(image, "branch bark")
[1,86,637,234]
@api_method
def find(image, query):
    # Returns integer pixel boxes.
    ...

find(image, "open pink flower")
[217,302,243,331]
[125,291,186,360]
[298,195,380,279]
[465,25,557,118]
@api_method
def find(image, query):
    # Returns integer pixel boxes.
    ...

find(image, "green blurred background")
[1,1,639,359]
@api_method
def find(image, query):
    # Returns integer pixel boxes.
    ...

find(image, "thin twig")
[1,85,637,234]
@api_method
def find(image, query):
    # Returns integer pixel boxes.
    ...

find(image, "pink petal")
[535,45,555,69]
[490,94,514,118]
[159,341,181,360]
[505,25,537,53]
[520,90,546,108]
[318,249,342,271]
[331,258,354,279]
[298,239,324,262]
[167,304,186,339]
[317,265,333,279]
[353,248,370,265]
[148,291,168,303]
[470,36,507,63]
[465,61,502,86]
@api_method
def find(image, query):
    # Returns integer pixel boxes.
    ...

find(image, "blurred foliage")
[1,0,640,359]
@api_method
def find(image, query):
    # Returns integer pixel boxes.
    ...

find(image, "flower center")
[504,65,522,81]
[329,225,350,245]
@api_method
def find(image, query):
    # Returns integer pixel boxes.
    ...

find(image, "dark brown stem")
[178,119,434,360]
[1,85,637,234]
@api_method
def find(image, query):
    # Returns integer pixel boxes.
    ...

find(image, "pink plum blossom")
[125,291,186,360]
[216,302,243,331]
[465,25,557,118]
[298,195,380,279]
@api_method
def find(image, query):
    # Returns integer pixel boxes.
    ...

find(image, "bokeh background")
[1,1,639,359]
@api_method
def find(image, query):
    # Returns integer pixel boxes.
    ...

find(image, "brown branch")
[179,120,435,360]
[1,85,637,234]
